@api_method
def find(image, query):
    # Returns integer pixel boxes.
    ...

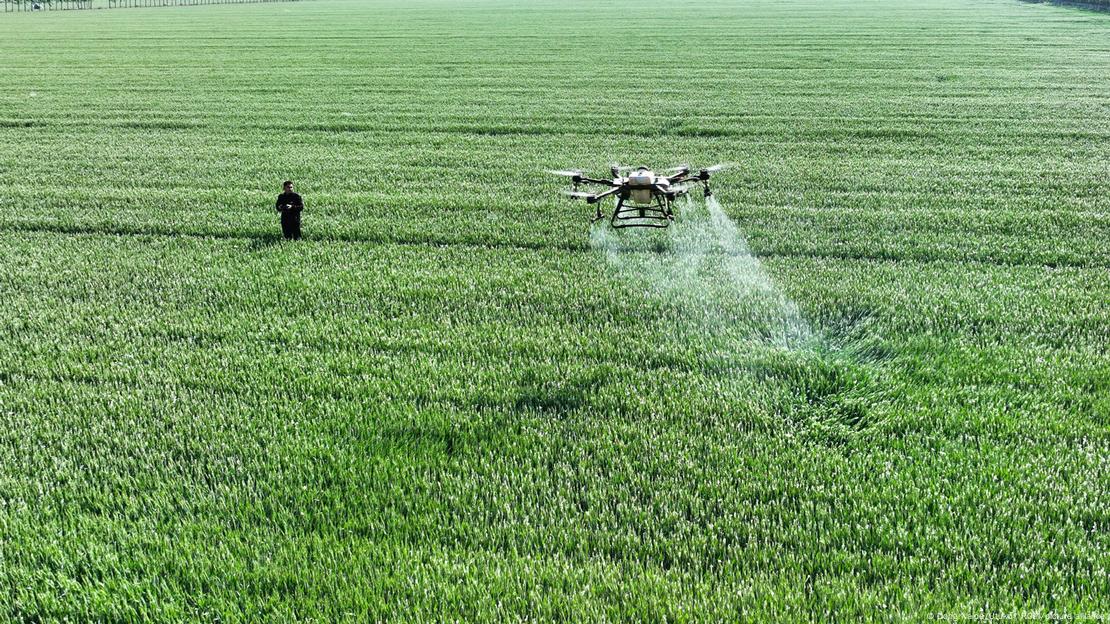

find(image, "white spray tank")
[627,168,655,204]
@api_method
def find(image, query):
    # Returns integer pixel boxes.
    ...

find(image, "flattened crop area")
[0,0,1108,619]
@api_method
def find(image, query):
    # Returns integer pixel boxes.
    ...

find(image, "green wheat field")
[1,0,1108,620]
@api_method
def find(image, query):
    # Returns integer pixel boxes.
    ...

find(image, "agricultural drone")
[549,163,731,228]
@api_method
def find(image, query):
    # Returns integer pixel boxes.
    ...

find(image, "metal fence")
[4,0,310,11]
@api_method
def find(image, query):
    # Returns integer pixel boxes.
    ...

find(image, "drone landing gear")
[610,196,673,229]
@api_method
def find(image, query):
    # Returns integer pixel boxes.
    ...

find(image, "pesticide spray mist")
[590,196,813,350]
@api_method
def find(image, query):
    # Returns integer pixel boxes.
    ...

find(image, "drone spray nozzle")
[703,183,713,198]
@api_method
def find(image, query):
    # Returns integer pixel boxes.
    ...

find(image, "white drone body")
[626,169,664,205]
[550,163,729,228]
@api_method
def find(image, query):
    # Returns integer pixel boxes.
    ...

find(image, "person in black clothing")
[275,180,303,240]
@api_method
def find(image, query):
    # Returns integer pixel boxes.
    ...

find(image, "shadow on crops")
[513,366,609,415]
[372,416,507,459]
[753,351,877,426]
[0,220,590,253]
[0,119,43,129]
[244,232,286,251]
[814,305,899,365]
[115,120,203,132]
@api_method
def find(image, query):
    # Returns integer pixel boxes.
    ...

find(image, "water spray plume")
[591,196,812,350]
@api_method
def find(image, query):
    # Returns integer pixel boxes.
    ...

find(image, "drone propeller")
[563,190,595,200]
[664,164,690,174]
[610,163,641,176]
[702,162,736,174]
[546,169,583,178]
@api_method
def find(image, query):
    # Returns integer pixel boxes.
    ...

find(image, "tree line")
[4,0,310,11]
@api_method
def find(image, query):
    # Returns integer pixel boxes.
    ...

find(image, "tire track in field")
[0,220,1102,269]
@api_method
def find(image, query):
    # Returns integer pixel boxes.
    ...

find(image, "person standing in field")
[275,180,304,240]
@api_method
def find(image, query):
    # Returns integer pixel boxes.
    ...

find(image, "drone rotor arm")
[664,173,714,197]
[589,187,622,202]
[546,169,584,178]
[564,186,620,206]
[577,177,618,187]
[663,164,691,181]
[576,187,621,207]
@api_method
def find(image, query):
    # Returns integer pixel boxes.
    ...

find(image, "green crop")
[0,0,1108,621]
